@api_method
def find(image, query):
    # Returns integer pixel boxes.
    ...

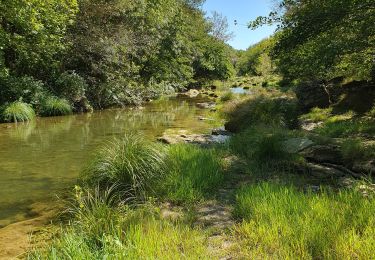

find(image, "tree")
[250,0,375,81]
[207,11,234,43]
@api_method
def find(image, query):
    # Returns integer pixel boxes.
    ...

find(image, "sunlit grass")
[157,144,225,204]
[1,101,35,123]
[39,97,72,117]
[232,182,375,259]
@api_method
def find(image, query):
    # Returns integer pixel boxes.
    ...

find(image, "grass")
[223,90,298,132]
[158,144,225,204]
[315,118,375,138]
[219,91,234,102]
[300,107,332,122]
[30,188,210,259]
[341,138,375,164]
[1,101,35,123]
[82,134,167,200]
[232,182,375,259]
[39,97,72,117]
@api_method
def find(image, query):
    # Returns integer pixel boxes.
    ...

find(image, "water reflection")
[0,97,212,226]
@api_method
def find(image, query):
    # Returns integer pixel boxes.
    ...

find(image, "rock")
[300,120,324,131]
[196,102,216,109]
[352,159,375,175]
[300,145,343,165]
[157,130,230,146]
[243,86,250,90]
[210,85,217,90]
[212,127,231,136]
[283,138,314,153]
[180,89,200,98]
[73,96,93,113]
[305,162,346,178]
[208,93,219,98]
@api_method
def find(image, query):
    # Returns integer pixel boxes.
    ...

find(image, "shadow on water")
[0,96,213,226]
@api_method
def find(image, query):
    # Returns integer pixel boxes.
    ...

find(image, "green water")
[0,97,215,227]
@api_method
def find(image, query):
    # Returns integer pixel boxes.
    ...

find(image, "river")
[0,96,215,227]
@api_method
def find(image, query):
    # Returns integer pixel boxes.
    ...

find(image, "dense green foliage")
[39,97,72,117]
[250,0,375,82]
[0,0,234,114]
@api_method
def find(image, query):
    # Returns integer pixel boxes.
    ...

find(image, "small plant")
[1,101,36,123]
[83,134,166,200]
[39,96,72,117]
[220,91,234,102]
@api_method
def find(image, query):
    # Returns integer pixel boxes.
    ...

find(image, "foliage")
[54,71,87,102]
[39,97,72,117]
[315,118,375,138]
[233,182,375,259]
[82,134,166,200]
[300,107,333,122]
[158,144,224,204]
[1,101,35,123]
[250,0,375,81]
[220,91,234,102]
[0,76,46,105]
[341,139,375,163]
[0,0,78,80]
[237,37,276,77]
[207,11,234,42]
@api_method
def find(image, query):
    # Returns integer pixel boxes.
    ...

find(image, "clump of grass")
[223,92,298,133]
[158,144,224,204]
[30,188,209,259]
[232,182,375,259]
[315,118,375,137]
[39,96,72,117]
[300,107,332,122]
[220,91,234,102]
[1,101,36,123]
[230,126,293,163]
[82,134,166,200]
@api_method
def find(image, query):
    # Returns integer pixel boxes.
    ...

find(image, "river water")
[0,96,215,227]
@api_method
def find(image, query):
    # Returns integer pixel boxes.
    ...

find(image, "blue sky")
[202,0,277,50]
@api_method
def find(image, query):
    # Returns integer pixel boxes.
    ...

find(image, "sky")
[202,0,277,50]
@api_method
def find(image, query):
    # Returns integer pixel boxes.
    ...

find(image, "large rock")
[179,89,200,98]
[300,145,343,165]
[283,138,314,153]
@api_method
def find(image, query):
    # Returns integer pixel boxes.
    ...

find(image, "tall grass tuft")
[82,134,166,200]
[30,190,210,259]
[157,144,224,204]
[232,182,375,259]
[1,101,35,123]
[39,96,72,117]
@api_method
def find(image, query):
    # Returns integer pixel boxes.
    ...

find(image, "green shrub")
[230,126,290,163]
[158,144,224,204]
[1,101,36,123]
[220,91,234,102]
[0,76,46,105]
[224,93,298,133]
[82,134,166,200]
[39,97,72,116]
[54,71,87,102]
[233,182,375,259]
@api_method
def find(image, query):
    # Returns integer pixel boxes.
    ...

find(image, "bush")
[82,134,166,200]
[224,93,299,133]
[220,91,234,102]
[230,126,291,163]
[158,144,224,204]
[233,182,375,259]
[0,76,46,105]
[1,101,36,123]
[54,71,87,102]
[39,97,72,117]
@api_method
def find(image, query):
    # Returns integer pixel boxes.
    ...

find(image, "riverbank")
[25,84,375,259]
